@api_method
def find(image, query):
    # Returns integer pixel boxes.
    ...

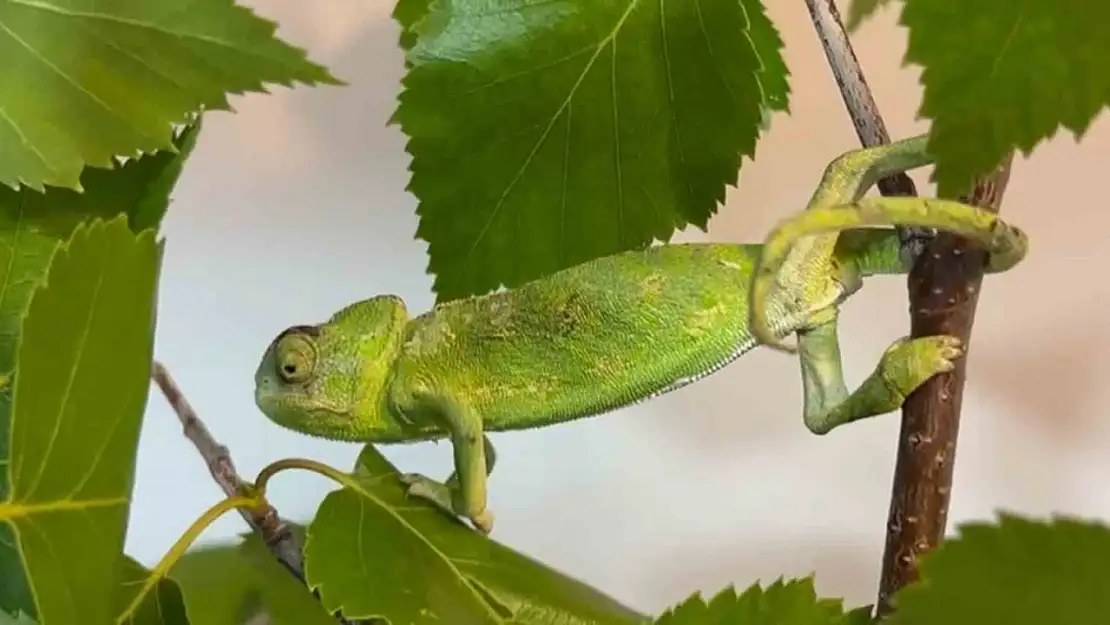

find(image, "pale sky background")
[126,0,1110,614]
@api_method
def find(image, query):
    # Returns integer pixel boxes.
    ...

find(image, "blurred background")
[127,0,1110,614]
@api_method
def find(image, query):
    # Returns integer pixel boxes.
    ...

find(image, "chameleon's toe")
[878,334,965,398]
[401,473,456,517]
[916,334,964,373]
[470,510,495,535]
[401,473,495,534]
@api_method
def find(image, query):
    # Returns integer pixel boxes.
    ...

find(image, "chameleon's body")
[254,135,1028,533]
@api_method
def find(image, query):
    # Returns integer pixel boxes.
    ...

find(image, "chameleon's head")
[253,295,409,442]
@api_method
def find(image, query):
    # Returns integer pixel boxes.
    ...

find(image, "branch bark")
[875,157,1014,615]
[802,0,932,261]
[799,0,1019,615]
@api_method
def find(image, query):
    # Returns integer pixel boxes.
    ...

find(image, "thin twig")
[153,362,362,625]
[876,157,1014,615]
[150,361,306,579]
[802,0,933,264]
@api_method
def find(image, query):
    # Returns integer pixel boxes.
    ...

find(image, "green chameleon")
[253,134,1027,534]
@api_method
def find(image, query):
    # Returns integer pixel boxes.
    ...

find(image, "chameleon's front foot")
[400,472,495,534]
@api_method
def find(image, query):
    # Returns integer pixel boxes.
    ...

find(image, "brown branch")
[802,0,933,261]
[153,362,364,625]
[798,0,1019,615]
[150,361,306,579]
[875,156,1015,616]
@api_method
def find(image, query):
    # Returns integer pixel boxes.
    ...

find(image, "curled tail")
[749,197,1028,349]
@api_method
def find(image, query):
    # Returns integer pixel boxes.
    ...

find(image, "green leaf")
[0,609,35,624]
[839,605,873,625]
[117,556,189,625]
[0,126,197,619]
[899,0,1110,197]
[305,444,649,624]
[0,217,163,625]
[170,531,334,625]
[888,514,1110,625]
[845,0,892,31]
[654,578,861,625]
[393,0,433,52]
[0,0,339,191]
[393,0,790,301]
[128,121,203,233]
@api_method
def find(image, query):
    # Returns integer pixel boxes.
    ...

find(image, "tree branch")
[802,0,933,262]
[152,362,360,625]
[799,0,1018,615]
[875,157,1015,615]
[150,361,307,580]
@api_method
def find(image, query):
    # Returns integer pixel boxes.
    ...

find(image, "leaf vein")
[459,0,642,271]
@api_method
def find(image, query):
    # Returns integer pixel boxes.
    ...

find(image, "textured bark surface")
[875,156,1015,615]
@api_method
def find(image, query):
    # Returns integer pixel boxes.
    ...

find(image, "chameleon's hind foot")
[803,333,964,435]
[879,334,964,398]
[400,472,495,534]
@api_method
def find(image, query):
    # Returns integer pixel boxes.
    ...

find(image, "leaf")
[393,0,790,301]
[0,610,34,624]
[0,125,197,620]
[839,606,873,625]
[0,217,163,625]
[844,0,893,31]
[117,556,189,625]
[171,530,335,625]
[899,0,1110,197]
[393,0,433,52]
[305,444,649,624]
[888,514,1110,625]
[654,578,860,625]
[128,122,203,232]
[0,0,339,191]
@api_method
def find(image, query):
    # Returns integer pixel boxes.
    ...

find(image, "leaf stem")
[253,457,360,495]
[118,495,258,623]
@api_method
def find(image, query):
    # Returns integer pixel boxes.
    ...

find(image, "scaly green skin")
[254,134,1028,534]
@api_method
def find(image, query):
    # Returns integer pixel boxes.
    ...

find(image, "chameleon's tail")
[748,196,1029,348]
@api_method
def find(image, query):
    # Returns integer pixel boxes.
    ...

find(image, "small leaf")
[0,0,339,191]
[899,0,1110,196]
[0,126,198,620]
[839,605,873,625]
[393,0,434,52]
[845,0,893,31]
[117,556,190,625]
[170,530,334,625]
[393,0,790,301]
[305,444,648,624]
[129,122,203,232]
[888,514,1110,625]
[0,217,163,625]
[655,578,858,625]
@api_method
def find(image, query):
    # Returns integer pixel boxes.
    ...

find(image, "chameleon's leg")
[445,435,497,489]
[751,196,1028,348]
[398,402,494,533]
[795,309,963,435]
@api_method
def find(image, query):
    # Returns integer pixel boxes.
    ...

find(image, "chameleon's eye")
[274,332,317,384]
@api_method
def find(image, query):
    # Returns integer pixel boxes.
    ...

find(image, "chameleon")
[253,134,1028,535]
